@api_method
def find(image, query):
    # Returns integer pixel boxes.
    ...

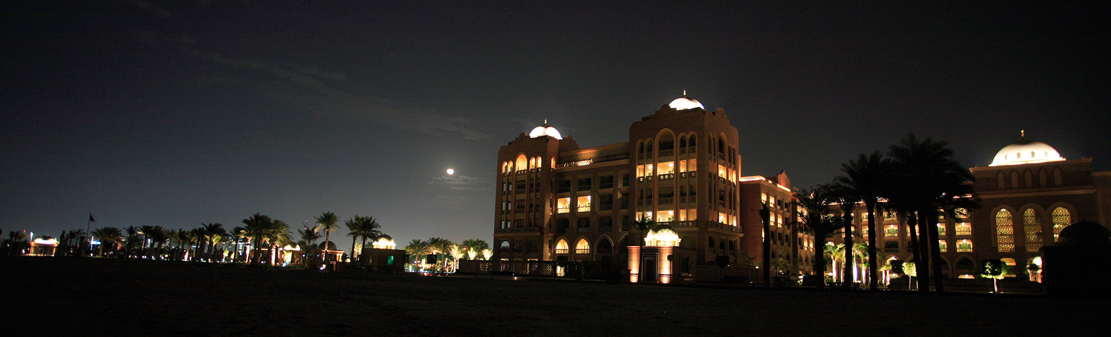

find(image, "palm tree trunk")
[915,208,932,293]
[907,214,920,290]
[927,209,946,292]
[866,203,879,291]
[350,235,358,263]
[843,218,853,289]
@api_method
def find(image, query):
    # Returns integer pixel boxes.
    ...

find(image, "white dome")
[990,134,1064,166]
[668,96,704,110]
[529,120,562,140]
[645,225,681,247]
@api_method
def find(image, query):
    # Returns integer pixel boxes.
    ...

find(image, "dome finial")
[1021,130,1025,139]
[683,89,687,97]
[544,119,548,126]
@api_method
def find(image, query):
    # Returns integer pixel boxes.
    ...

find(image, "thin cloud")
[428,174,482,191]
[138,30,490,140]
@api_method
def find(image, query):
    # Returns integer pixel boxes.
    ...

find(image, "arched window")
[708,237,715,249]
[1052,207,1071,241]
[575,239,590,255]
[555,240,569,254]
[1024,171,1033,187]
[1053,168,1063,185]
[995,209,1014,253]
[1023,209,1042,252]
[1010,172,1019,188]
[1039,169,1047,186]
[689,134,696,147]
[515,154,527,172]
[997,172,1006,189]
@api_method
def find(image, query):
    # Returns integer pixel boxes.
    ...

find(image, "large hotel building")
[493,95,1110,284]
[493,94,809,283]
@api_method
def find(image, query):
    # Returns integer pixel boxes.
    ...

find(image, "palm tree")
[230,226,246,262]
[146,226,168,260]
[833,151,890,290]
[202,223,226,263]
[403,239,431,269]
[795,186,846,289]
[888,134,977,292]
[124,226,139,258]
[426,237,453,272]
[314,212,339,262]
[91,227,122,257]
[266,220,292,266]
[344,215,381,262]
[298,226,322,268]
[358,216,382,260]
[242,213,273,266]
[827,183,860,289]
[461,239,489,260]
[7,230,28,255]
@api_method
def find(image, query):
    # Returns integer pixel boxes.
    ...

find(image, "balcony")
[495,227,540,234]
[575,249,590,255]
[658,173,674,180]
[555,249,569,254]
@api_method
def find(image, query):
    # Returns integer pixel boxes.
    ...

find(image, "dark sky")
[3,1,1109,248]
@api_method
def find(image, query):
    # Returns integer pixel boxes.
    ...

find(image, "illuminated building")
[840,132,1111,281]
[494,93,747,283]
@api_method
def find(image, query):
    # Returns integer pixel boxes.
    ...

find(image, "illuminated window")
[885,225,898,237]
[996,209,1014,253]
[1052,207,1070,241]
[575,239,590,255]
[1023,209,1042,252]
[718,165,727,179]
[956,223,971,236]
[687,159,696,172]
[718,212,727,223]
[555,240,569,254]
[938,240,948,253]
[576,196,591,212]
[557,198,571,213]
[659,161,674,175]
[761,193,767,203]
[937,224,946,237]
[678,160,687,173]
[516,154,527,172]
[658,210,674,222]
[957,239,973,252]
[687,209,697,221]
[636,165,645,177]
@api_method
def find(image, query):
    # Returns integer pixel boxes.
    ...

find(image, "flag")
[89,213,95,222]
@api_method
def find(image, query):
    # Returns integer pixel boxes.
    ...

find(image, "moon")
[446,168,455,175]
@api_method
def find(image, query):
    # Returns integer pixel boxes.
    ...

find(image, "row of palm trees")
[402,238,491,273]
[796,133,978,292]
[31,211,395,269]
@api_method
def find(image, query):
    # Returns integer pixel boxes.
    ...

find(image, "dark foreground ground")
[2,257,1105,336]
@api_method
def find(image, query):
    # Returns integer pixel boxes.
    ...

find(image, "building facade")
[494,94,753,282]
[835,133,1111,281]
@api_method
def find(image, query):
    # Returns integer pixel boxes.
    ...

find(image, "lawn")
[2,257,1103,336]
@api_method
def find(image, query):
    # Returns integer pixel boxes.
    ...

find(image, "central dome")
[668,91,704,110]
[529,120,562,140]
[990,131,1064,166]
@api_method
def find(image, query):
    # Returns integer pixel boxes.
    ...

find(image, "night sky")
[3,1,1109,247]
